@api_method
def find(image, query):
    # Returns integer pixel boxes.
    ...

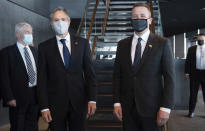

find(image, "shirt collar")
[133,29,150,43]
[197,44,205,49]
[56,33,70,44]
[17,42,29,49]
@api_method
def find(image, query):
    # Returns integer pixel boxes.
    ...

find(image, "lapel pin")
[74,41,78,45]
[149,45,152,48]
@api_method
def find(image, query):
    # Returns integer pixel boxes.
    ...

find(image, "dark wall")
[0,0,54,49]
[174,59,189,110]
[175,34,185,58]
[50,0,87,18]
[8,0,50,16]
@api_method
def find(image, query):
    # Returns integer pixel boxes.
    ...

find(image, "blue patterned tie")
[24,47,36,84]
[60,39,70,69]
[132,37,142,71]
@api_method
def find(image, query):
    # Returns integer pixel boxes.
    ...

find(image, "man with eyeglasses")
[113,3,175,131]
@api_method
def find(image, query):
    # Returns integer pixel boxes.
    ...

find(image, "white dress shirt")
[131,30,150,63]
[114,30,171,114]
[56,33,72,63]
[17,42,37,87]
[196,44,205,70]
[41,33,95,112]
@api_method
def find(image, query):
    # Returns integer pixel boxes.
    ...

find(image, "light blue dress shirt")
[196,45,205,70]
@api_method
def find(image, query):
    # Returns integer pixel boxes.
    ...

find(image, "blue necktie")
[60,39,70,69]
[24,47,36,84]
[132,37,142,71]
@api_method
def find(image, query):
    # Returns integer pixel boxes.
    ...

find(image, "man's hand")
[185,74,189,79]
[7,99,16,107]
[156,110,170,126]
[88,103,96,116]
[113,105,122,121]
[42,110,52,123]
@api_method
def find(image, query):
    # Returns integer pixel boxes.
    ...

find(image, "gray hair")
[50,6,71,21]
[15,22,32,35]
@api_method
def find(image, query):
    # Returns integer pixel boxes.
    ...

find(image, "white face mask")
[52,20,69,35]
[23,34,33,45]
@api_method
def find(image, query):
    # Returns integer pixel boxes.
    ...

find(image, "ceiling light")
[200,7,205,11]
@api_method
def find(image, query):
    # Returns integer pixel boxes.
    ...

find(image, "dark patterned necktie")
[60,39,70,69]
[132,37,142,71]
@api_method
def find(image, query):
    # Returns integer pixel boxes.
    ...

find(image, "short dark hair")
[132,3,151,13]
[198,33,205,37]
[50,6,70,21]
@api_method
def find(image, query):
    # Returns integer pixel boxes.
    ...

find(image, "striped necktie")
[24,47,36,84]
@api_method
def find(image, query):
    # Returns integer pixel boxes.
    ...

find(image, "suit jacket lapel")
[70,35,76,63]
[29,47,37,64]
[134,33,153,73]
[52,37,66,70]
[127,36,133,70]
[52,35,76,71]
[68,35,78,71]
[193,45,197,65]
[14,44,27,74]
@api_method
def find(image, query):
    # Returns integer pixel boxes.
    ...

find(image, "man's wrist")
[114,103,121,107]
[88,101,96,104]
[41,108,49,112]
[160,107,171,114]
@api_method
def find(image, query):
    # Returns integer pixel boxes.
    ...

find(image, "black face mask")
[198,40,204,46]
[131,19,148,32]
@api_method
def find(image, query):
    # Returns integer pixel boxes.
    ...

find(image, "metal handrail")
[86,0,99,40]
[149,0,156,34]
[76,0,90,36]
[91,0,110,59]
[79,0,110,59]
[90,35,98,59]
[102,0,110,36]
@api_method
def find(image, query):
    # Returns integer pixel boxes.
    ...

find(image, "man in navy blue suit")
[37,7,97,131]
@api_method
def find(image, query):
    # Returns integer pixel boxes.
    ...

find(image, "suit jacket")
[113,33,175,117]
[0,49,2,102]
[37,35,97,114]
[0,44,37,106]
[185,45,198,78]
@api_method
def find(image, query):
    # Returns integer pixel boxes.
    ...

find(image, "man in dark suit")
[0,49,2,103]
[0,81,1,103]
[0,61,1,115]
[185,33,205,118]
[0,23,38,131]
[113,3,175,131]
[37,7,97,131]
[0,87,1,101]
